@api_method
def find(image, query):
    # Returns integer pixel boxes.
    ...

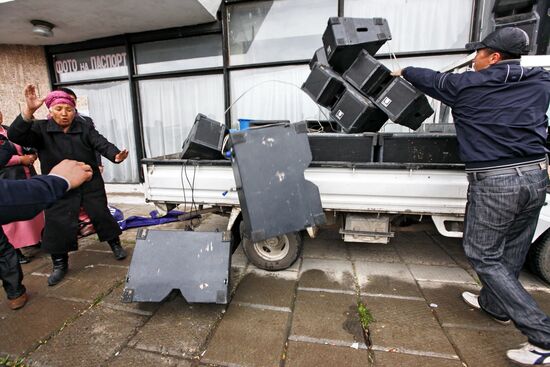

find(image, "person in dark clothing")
[392,27,550,365]
[0,110,43,264]
[57,87,104,172]
[0,138,93,311]
[8,86,129,287]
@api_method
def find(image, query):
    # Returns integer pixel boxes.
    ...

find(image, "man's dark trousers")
[463,168,550,349]
[0,227,25,300]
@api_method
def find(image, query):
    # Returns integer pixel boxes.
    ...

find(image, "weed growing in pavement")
[357,301,374,329]
[0,356,27,367]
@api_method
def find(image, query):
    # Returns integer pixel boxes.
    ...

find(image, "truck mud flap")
[122,228,231,304]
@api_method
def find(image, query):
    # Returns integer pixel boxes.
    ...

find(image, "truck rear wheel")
[528,231,550,284]
[242,229,303,271]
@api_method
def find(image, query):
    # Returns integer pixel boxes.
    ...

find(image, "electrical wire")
[183,160,199,215]
[180,162,187,211]
[223,79,333,132]
[385,41,401,71]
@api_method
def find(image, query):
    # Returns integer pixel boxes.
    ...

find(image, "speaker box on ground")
[375,77,434,131]
[322,17,392,73]
[309,47,329,70]
[122,229,231,304]
[343,50,393,98]
[181,114,226,160]
[229,123,325,243]
[378,133,461,164]
[330,87,388,133]
[308,132,377,163]
[302,64,346,109]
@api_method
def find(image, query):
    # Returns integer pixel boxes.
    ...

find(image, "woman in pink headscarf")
[8,85,129,286]
[0,110,44,263]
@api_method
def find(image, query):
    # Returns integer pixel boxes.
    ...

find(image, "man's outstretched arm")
[0,160,93,224]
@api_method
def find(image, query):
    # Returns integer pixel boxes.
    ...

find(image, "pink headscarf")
[44,90,75,109]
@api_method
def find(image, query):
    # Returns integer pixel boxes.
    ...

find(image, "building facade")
[0,0,548,183]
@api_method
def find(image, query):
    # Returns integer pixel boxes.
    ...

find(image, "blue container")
[238,118,251,130]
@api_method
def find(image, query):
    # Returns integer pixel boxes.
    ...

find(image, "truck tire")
[242,230,303,271]
[528,231,550,284]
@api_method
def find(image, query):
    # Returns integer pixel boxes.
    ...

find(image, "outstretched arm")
[0,160,93,224]
[87,126,128,163]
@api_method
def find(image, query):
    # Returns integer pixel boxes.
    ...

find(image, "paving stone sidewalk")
[2,203,550,367]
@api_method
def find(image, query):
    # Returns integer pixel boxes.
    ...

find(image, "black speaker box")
[343,50,392,98]
[308,133,377,163]
[330,87,388,133]
[122,229,231,304]
[375,78,434,131]
[493,0,536,14]
[302,64,346,109]
[322,17,392,73]
[181,114,226,159]
[309,47,329,70]
[378,133,461,164]
[229,123,326,243]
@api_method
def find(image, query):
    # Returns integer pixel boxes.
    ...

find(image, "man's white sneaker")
[461,291,511,325]
[507,342,550,365]
[462,291,481,309]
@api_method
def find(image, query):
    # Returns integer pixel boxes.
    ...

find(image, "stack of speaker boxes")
[302,17,434,133]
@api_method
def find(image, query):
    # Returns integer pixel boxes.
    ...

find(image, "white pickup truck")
[140,55,550,282]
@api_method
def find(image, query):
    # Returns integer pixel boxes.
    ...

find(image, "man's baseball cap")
[465,27,530,56]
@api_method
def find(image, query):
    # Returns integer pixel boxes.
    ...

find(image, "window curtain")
[345,0,473,53]
[230,65,328,128]
[69,82,138,183]
[139,74,225,158]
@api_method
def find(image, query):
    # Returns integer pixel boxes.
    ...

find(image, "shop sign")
[53,46,128,82]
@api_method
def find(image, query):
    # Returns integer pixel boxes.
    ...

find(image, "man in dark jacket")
[9,86,129,287]
[1,138,93,310]
[393,27,550,365]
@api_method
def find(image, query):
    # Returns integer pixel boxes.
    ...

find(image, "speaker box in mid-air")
[375,78,434,131]
[377,133,461,164]
[229,123,325,243]
[181,114,226,160]
[343,50,392,98]
[122,229,231,304]
[309,47,329,70]
[302,64,346,108]
[308,132,377,163]
[322,17,392,73]
[330,87,388,133]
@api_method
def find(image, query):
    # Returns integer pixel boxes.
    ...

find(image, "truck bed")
[142,154,468,216]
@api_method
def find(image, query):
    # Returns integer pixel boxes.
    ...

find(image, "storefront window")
[345,0,474,53]
[139,74,225,158]
[67,82,139,183]
[53,46,128,83]
[230,65,327,128]
[227,0,337,65]
[134,34,223,74]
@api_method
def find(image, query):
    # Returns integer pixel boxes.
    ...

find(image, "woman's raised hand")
[23,84,45,120]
